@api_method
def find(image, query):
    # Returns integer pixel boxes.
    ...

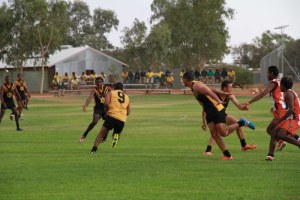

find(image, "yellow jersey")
[227,71,235,78]
[107,90,130,122]
[146,72,154,78]
[54,74,62,81]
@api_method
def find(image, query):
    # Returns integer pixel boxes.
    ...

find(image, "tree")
[0,3,14,61]
[151,0,234,68]
[284,39,300,73]
[32,0,68,93]
[121,19,147,69]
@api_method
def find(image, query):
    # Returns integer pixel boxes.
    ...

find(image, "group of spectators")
[180,68,236,85]
[121,69,175,89]
[52,70,107,90]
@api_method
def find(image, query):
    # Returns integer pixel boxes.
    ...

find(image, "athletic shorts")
[272,109,286,119]
[1,101,16,110]
[278,119,300,135]
[206,109,226,124]
[93,107,106,119]
[103,115,125,134]
[19,93,27,101]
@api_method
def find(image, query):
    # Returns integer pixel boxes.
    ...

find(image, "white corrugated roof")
[0,45,127,68]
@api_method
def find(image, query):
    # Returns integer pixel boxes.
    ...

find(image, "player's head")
[4,75,10,83]
[221,80,233,92]
[17,73,23,80]
[95,77,103,86]
[114,82,123,90]
[280,76,293,92]
[267,66,279,80]
[182,71,194,87]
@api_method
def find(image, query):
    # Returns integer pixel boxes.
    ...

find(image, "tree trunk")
[40,52,44,94]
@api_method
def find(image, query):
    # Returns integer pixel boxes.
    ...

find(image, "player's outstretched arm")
[229,95,248,110]
[83,89,95,112]
[248,82,276,105]
[194,83,223,105]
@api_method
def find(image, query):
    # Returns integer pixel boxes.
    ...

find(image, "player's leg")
[80,113,100,143]
[276,129,300,147]
[90,126,109,153]
[16,100,23,118]
[11,107,22,131]
[204,136,215,155]
[111,118,125,148]
[207,122,233,160]
[265,129,278,161]
[0,108,6,123]
[226,115,256,151]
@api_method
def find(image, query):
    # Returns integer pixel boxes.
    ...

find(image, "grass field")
[0,94,299,200]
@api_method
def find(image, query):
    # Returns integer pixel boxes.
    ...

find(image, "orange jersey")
[286,89,300,121]
[270,79,286,112]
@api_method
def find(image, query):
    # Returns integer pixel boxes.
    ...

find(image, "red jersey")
[286,89,300,121]
[270,79,286,111]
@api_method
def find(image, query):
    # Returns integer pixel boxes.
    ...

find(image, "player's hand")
[82,105,87,112]
[218,100,225,105]
[201,123,207,131]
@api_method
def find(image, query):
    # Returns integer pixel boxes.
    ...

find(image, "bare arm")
[0,86,4,105]
[83,89,95,112]
[193,83,223,105]
[248,82,276,104]
[211,88,232,96]
[127,102,131,116]
[229,95,248,110]
[104,92,111,108]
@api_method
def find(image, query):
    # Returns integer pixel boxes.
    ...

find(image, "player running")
[265,77,300,161]
[11,73,31,120]
[79,77,110,143]
[0,75,23,131]
[90,82,130,153]
[183,71,254,160]
[202,80,256,155]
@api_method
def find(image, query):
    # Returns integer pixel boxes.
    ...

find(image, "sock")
[91,146,97,152]
[293,135,299,140]
[237,120,245,127]
[267,153,274,157]
[205,145,212,152]
[223,150,231,157]
[240,139,246,147]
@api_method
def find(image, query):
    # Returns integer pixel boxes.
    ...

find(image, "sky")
[1,0,300,63]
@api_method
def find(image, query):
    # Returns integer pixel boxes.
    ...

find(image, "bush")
[231,66,253,85]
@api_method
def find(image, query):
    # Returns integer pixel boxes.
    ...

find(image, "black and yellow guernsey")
[191,81,224,113]
[93,85,109,109]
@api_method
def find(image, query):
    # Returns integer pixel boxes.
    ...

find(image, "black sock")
[223,150,231,157]
[240,139,246,147]
[237,120,245,127]
[205,145,212,152]
[91,146,97,152]
[267,153,274,157]
[294,135,299,140]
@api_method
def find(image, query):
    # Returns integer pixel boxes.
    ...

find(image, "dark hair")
[114,82,123,90]
[95,77,103,82]
[280,76,293,89]
[268,66,279,77]
[17,73,23,77]
[183,71,194,81]
[221,80,232,89]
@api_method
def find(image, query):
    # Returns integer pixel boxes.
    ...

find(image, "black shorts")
[19,93,27,101]
[1,101,16,110]
[93,107,106,119]
[206,109,226,124]
[103,115,125,134]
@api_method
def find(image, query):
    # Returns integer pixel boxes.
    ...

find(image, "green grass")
[0,95,299,200]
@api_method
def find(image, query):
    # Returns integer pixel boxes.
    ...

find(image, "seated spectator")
[99,72,107,79]
[207,68,214,83]
[227,68,236,83]
[71,76,79,90]
[80,72,87,84]
[201,68,207,83]
[159,74,167,88]
[166,74,174,89]
[58,79,66,96]
[179,69,185,85]
[146,69,154,84]
[121,70,128,84]
[194,69,201,81]
[128,70,134,84]
[134,70,140,83]
[221,68,228,81]
[140,70,146,83]
[54,72,61,82]
[52,77,59,90]
[214,68,221,83]
[62,72,70,89]
[89,71,96,84]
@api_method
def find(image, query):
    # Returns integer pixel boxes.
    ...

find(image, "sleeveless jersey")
[286,89,300,121]
[14,80,27,95]
[270,79,286,111]
[94,85,109,109]
[107,90,130,122]
[217,93,230,111]
[1,83,14,103]
[191,81,224,113]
